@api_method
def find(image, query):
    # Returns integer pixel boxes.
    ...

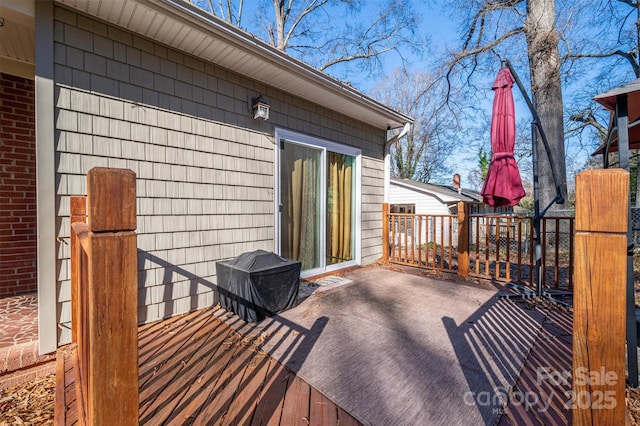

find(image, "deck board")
[221,349,272,425]
[338,406,361,426]
[499,304,572,426]
[280,375,311,425]
[310,385,338,425]
[139,309,212,377]
[193,336,260,422]
[139,312,222,410]
[252,358,292,426]
[56,308,361,426]
[140,317,233,423]
[137,313,186,357]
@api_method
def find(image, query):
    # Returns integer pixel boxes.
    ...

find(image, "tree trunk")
[525,0,568,211]
[273,0,286,50]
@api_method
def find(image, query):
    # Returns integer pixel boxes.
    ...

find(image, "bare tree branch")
[616,0,638,9]
[567,49,640,76]
[567,109,608,140]
[190,0,243,26]
[320,47,395,71]
[453,27,524,63]
[462,0,524,51]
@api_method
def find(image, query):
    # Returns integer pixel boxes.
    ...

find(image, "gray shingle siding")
[53,6,385,344]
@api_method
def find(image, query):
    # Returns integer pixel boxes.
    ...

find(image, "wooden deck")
[55,267,577,425]
[498,301,573,425]
[55,307,362,425]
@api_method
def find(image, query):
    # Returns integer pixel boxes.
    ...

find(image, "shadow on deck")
[55,307,361,425]
[56,265,574,425]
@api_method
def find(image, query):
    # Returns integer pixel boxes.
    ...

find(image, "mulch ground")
[629,387,640,424]
[0,374,55,425]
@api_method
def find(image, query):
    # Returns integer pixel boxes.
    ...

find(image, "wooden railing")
[383,202,575,291]
[69,167,138,425]
[468,214,574,290]
[386,211,460,274]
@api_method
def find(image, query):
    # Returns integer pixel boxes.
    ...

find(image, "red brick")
[3,87,28,96]
[0,247,37,256]
[0,73,37,295]
[11,134,35,142]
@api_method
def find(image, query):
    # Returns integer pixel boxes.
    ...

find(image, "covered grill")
[215,250,301,322]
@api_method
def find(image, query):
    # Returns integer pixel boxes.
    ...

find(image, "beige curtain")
[282,143,319,270]
[327,152,353,264]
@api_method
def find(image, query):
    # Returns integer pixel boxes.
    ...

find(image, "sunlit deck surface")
[57,265,573,425]
[497,299,572,425]
[56,307,361,425]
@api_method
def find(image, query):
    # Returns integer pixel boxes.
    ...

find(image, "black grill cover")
[216,250,301,322]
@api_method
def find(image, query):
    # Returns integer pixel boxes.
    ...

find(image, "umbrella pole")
[498,60,570,305]
[531,122,543,297]
[501,121,566,302]
[502,60,565,207]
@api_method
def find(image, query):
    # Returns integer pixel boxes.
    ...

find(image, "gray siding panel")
[53,6,386,342]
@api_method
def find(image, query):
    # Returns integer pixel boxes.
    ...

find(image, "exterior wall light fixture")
[252,95,270,121]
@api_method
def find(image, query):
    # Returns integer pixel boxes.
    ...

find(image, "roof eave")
[55,0,413,130]
[390,179,462,203]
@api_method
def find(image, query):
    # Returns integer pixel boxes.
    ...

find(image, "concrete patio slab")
[231,266,550,425]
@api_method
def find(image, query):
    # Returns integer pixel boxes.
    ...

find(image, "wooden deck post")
[573,169,628,426]
[457,201,469,277]
[86,167,138,426]
[382,203,390,262]
[69,168,139,425]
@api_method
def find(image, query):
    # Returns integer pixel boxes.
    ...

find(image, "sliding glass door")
[327,152,354,265]
[277,130,360,276]
[280,142,322,270]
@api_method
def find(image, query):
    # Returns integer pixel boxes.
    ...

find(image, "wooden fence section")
[384,202,574,290]
[386,212,459,272]
[63,167,138,425]
[573,169,627,425]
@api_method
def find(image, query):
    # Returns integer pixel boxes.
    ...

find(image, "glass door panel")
[280,141,322,270]
[326,152,355,265]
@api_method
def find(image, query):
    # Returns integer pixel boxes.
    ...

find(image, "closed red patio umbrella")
[481,67,526,207]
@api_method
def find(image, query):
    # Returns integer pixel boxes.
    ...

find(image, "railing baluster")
[411,215,416,264]
[506,217,511,282]
[439,216,444,269]
[495,217,500,279]
[418,216,423,266]
[448,216,453,270]
[404,215,408,262]
[517,218,522,283]
[388,215,393,261]
[569,218,574,290]
[542,218,547,288]
[485,217,490,277]
[394,215,399,262]
[431,216,436,268]
[529,218,534,285]
[475,217,480,275]
[393,216,398,262]
[383,212,575,293]
[553,217,560,288]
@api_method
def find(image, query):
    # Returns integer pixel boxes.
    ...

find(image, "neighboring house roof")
[390,178,483,204]
[47,0,413,131]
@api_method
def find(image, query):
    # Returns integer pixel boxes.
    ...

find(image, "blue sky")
[193,1,633,190]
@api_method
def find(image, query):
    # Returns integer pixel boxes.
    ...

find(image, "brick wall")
[0,73,37,296]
